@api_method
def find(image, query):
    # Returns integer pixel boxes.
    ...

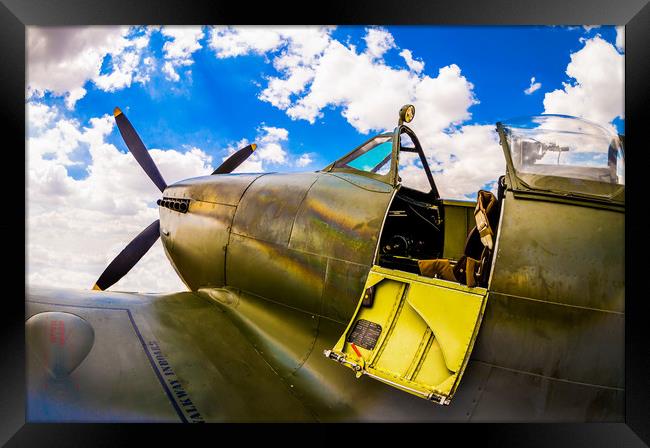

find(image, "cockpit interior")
[327,119,503,289]
[327,110,627,290]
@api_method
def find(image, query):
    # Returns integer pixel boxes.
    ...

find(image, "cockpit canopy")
[498,115,624,204]
[326,111,624,206]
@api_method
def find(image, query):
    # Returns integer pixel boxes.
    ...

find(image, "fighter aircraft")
[26,104,625,422]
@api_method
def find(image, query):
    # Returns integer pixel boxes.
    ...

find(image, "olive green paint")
[26,116,625,422]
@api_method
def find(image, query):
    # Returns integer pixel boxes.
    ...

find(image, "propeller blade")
[92,220,161,291]
[212,143,257,175]
[114,107,167,193]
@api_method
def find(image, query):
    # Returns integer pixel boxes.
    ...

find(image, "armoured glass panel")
[335,136,393,174]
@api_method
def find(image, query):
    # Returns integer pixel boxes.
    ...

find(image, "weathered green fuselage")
[154,169,624,420]
[26,109,625,421]
[161,171,394,322]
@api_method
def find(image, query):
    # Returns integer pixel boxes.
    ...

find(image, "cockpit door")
[325,266,488,404]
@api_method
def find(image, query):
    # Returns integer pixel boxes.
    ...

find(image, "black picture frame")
[4,0,649,445]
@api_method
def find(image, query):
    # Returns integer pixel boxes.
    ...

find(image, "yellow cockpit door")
[325,265,488,404]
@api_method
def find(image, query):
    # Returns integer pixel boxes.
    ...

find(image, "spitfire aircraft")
[26,104,625,422]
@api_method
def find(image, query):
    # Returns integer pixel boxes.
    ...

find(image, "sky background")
[26,25,625,292]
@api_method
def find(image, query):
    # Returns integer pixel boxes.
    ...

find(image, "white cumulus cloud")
[543,35,624,130]
[27,26,154,108]
[209,26,334,112]
[27,102,57,133]
[27,102,214,292]
[210,26,502,198]
[297,153,313,167]
[363,27,396,60]
[400,49,424,73]
[524,76,542,95]
[615,26,624,52]
[209,26,286,58]
[160,26,206,82]
[264,37,476,136]
[221,125,290,173]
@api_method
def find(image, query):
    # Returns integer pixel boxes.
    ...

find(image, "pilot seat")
[418,189,500,288]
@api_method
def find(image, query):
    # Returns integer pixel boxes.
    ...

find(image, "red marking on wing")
[49,320,65,346]
[49,321,57,343]
[59,321,65,346]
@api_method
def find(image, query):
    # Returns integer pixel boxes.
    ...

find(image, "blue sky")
[32,26,624,180]
[26,25,625,291]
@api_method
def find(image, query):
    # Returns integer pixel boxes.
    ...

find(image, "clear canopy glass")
[501,115,624,202]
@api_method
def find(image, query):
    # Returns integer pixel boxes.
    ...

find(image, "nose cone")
[157,174,265,290]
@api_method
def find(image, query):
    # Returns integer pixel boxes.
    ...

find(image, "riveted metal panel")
[231,172,321,246]
[470,363,623,421]
[473,292,624,389]
[164,173,265,206]
[208,289,320,380]
[162,200,235,290]
[289,173,394,266]
[321,258,371,323]
[226,233,327,314]
[489,191,624,313]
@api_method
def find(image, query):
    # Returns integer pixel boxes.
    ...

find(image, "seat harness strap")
[474,190,496,251]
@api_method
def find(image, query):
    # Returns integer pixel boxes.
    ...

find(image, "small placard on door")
[347,319,382,350]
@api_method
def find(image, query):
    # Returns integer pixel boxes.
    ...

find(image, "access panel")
[325,266,488,404]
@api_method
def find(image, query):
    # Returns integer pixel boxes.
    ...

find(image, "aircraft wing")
[26,286,316,422]
[27,285,624,422]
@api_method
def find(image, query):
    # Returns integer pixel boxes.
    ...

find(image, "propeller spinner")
[92,107,256,291]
